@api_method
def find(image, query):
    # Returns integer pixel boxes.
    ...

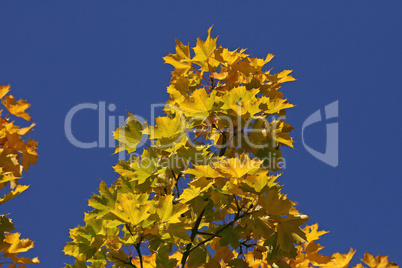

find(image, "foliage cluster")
[0,85,39,267]
[62,28,398,268]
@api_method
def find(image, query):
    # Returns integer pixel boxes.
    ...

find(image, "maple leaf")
[0,85,10,99]
[260,96,295,115]
[240,172,279,194]
[322,248,356,268]
[276,214,309,254]
[179,182,214,203]
[213,154,262,179]
[250,53,275,69]
[87,181,117,219]
[154,195,188,224]
[178,88,216,118]
[163,39,192,75]
[113,112,147,154]
[219,86,259,109]
[114,149,158,184]
[359,252,399,268]
[3,232,34,254]
[2,94,32,121]
[184,164,221,179]
[0,215,15,240]
[167,75,191,104]
[303,224,329,242]
[0,149,22,177]
[21,137,38,172]
[192,26,219,71]
[109,193,151,227]
[258,188,293,216]
[144,113,185,140]
[0,184,29,205]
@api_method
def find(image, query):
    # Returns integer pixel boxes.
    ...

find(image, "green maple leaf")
[277,214,309,253]
[113,112,147,154]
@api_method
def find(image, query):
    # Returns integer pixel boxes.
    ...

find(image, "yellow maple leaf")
[0,85,10,99]
[144,114,185,140]
[179,182,214,203]
[323,248,356,268]
[184,164,222,179]
[163,39,192,75]
[214,154,262,179]
[2,95,32,121]
[167,76,190,104]
[360,252,399,268]
[249,53,275,70]
[0,184,30,205]
[4,232,34,254]
[260,96,295,115]
[244,250,270,268]
[192,26,219,71]
[154,195,188,224]
[303,224,329,242]
[178,88,216,118]
[109,193,151,226]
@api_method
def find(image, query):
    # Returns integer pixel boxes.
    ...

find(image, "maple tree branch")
[189,204,253,254]
[210,76,215,90]
[139,140,152,149]
[135,243,143,268]
[233,194,240,217]
[196,231,220,237]
[125,224,143,268]
[180,205,207,267]
[240,239,256,249]
[219,130,227,157]
[211,124,231,157]
[125,223,134,236]
[171,170,181,198]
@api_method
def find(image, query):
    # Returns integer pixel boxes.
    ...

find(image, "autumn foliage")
[60,28,398,267]
[0,85,39,266]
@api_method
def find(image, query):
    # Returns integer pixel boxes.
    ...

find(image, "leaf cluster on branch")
[63,28,398,268]
[0,85,39,267]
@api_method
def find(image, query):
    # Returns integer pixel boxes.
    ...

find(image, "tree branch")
[188,205,253,254]
[196,231,219,237]
[135,243,143,268]
[171,170,182,198]
[219,131,227,157]
[179,205,207,267]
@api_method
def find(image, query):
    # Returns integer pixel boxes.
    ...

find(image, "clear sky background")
[0,1,401,266]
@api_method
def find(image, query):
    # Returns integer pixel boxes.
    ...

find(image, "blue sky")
[1,1,401,266]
